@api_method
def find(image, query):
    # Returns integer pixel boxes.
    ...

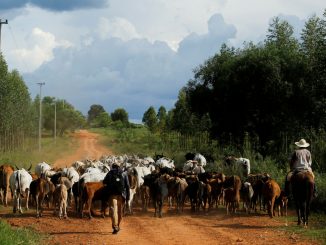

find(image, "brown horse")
[290,171,314,226]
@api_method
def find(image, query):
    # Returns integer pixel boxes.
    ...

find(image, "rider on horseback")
[284,138,317,198]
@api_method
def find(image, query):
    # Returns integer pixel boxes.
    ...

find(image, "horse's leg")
[295,202,301,225]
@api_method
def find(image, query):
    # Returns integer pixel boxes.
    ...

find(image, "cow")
[166,176,188,213]
[186,176,205,212]
[247,173,271,212]
[262,179,281,218]
[151,174,170,218]
[80,182,105,219]
[125,172,138,215]
[0,164,15,207]
[9,168,33,213]
[155,157,175,169]
[35,162,56,178]
[224,156,250,177]
[208,173,225,208]
[275,190,288,217]
[30,177,55,217]
[75,172,107,214]
[224,187,239,214]
[53,183,68,219]
[185,153,207,167]
[140,184,150,212]
[240,182,254,213]
[183,160,205,174]
[223,175,242,214]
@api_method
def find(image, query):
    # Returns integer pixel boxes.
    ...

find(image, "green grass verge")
[277,213,326,244]
[0,220,45,245]
[0,132,79,168]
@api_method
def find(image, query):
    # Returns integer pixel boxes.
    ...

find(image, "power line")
[0,19,8,52]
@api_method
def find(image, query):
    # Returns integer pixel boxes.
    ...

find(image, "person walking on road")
[103,161,130,234]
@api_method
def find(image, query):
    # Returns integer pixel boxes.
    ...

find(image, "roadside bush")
[311,173,326,213]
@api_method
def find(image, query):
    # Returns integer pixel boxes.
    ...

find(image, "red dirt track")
[0,130,320,245]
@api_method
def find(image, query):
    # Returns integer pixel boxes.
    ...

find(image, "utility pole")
[0,19,8,52]
[54,99,57,144]
[37,82,45,151]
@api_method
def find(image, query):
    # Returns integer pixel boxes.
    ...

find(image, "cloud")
[8,27,72,72]
[178,14,236,64]
[0,0,108,11]
[23,13,236,121]
[96,17,140,41]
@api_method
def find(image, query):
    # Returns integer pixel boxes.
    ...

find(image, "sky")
[0,1,324,122]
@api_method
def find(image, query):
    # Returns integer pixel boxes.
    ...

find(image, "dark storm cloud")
[0,0,108,11]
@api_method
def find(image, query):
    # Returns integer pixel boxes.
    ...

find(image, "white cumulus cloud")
[96,17,140,42]
[8,27,72,72]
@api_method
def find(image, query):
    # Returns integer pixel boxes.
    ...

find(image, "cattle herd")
[0,153,288,221]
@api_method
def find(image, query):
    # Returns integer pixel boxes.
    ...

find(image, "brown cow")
[208,173,225,208]
[262,179,281,218]
[30,177,55,217]
[80,182,105,219]
[0,164,14,207]
[53,184,68,219]
[224,187,238,214]
[248,173,271,212]
[140,184,150,212]
[275,190,288,217]
[223,175,241,214]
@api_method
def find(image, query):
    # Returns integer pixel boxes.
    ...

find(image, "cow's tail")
[16,171,21,196]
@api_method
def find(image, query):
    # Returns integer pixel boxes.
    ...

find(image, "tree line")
[142,11,326,161]
[0,54,86,152]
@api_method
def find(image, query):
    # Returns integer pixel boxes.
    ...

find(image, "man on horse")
[284,138,317,198]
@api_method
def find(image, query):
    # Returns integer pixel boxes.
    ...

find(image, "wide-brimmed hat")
[295,138,310,148]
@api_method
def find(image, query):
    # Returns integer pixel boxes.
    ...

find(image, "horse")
[290,170,314,226]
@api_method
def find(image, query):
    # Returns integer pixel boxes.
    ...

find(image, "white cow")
[237,158,250,177]
[9,169,33,213]
[62,167,79,185]
[35,162,56,178]
[183,160,205,174]
[225,156,250,177]
[79,172,107,184]
[155,157,175,169]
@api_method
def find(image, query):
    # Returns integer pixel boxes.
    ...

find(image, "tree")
[87,104,106,125]
[142,106,158,132]
[42,96,86,136]
[157,106,167,131]
[111,108,129,124]
[0,58,35,151]
[95,112,111,127]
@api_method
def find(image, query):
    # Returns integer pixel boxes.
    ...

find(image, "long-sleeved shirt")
[290,148,312,171]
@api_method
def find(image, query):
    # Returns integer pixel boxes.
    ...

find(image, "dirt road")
[1,130,319,245]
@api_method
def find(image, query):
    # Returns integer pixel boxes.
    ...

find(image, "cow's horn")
[27,164,32,172]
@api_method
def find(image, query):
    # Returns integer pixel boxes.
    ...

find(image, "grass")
[0,132,79,168]
[91,127,159,156]
[0,219,44,245]
[277,213,326,244]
